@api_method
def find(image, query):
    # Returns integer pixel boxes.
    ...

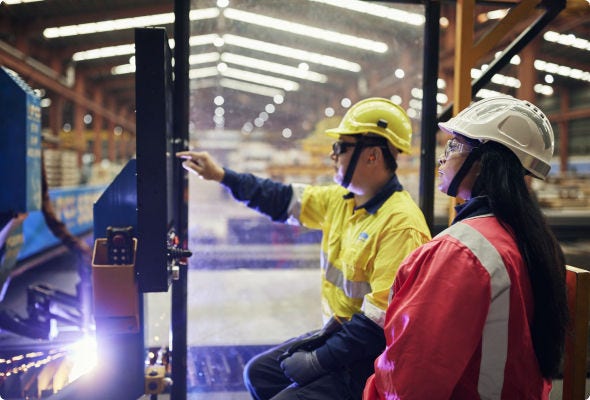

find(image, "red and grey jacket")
[364,196,551,400]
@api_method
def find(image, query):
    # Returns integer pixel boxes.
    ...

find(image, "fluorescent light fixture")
[221,67,300,91]
[219,78,285,98]
[189,65,300,91]
[486,9,508,20]
[544,31,590,52]
[73,44,136,61]
[188,7,221,21]
[475,88,505,99]
[476,85,553,98]
[223,34,361,72]
[189,52,221,65]
[223,8,388,53]
[93,32,359,78]
[44,8,219,39]
[507,50,590,83]
[2,0,44,3]
[470,67,556,96]
[69,34,360,76]
[220,53,327,83]
[471,68,520,88]
[534,83,554,96]
[308,0,425,26]
[111,64,136,75]
[189,34,219,47]
[534,59,590,83]
[44,13,174,38]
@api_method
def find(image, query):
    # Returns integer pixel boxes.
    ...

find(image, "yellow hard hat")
[326,97,413,154]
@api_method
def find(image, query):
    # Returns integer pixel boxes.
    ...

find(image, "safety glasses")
[331,141,357,156]
[332,139,388,156]
[443,138,475,159]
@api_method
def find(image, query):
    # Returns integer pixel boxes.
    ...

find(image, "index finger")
[176,151,193,159]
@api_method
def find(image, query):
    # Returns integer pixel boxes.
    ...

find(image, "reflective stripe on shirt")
[286,183,307,225]
[322,249,372,299]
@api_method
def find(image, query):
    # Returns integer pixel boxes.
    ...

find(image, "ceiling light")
[111,64,136,75]
[282,128,293,139]
[223,8,388,53]
[189,66,300,91]
[534,84,554,96]
[80,33,359,76]
[182,7,223,22]
[534,59,590,82]
[471,68,520,88]
[308,0,424,26]
[222,34,361,72]
[72,44,136,61]
[436,93,448,104]
[544,31,590,51]
[44,8,219,39]
[476,88,505,99]
[2,0,44,3]
[188,34,219,47]
[44,13,175,38]
[508,52,590,83]
[221,67,300,91]
[390,95,402,105]
[486,9,508,20]
[189,52,221,65]
[220,53,327,83]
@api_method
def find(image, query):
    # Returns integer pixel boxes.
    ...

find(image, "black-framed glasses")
[332,139,389,156]
[332,141,357,155]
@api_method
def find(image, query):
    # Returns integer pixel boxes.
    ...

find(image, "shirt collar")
[343,174,404,214]
[452,195,492,224]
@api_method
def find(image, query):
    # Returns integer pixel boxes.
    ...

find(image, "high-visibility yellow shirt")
[292,182,431,326]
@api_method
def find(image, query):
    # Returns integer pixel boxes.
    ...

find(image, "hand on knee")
[279,350,327,386]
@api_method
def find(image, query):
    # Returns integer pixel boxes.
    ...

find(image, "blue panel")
[0,66,42,213]
[93,159,138,239]
[17,185,106,260]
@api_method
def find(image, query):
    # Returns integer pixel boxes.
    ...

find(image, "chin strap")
[340,142,365,189]
[447,148,481,197]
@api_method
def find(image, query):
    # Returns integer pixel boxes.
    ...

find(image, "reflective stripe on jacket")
[364,196,551,400]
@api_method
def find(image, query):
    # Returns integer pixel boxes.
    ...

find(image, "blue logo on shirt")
[358,232,369,242]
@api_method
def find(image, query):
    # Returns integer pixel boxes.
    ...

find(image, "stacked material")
[43,148,81,188]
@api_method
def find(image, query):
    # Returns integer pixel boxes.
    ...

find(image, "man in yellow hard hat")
[177,97,431,400]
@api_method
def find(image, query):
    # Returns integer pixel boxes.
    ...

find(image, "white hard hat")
[438,95,554,179]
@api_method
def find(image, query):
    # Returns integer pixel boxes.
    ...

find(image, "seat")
[563,265,590,400]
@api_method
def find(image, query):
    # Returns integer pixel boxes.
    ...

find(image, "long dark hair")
[471,141,568,378]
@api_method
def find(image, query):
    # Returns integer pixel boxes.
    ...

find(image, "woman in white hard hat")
[364,95,568,400]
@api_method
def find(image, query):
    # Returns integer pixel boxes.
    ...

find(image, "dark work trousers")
[242,331,375,400]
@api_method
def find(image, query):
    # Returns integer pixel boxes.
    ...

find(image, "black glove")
[278,316,344,363]
[280,350,327,385]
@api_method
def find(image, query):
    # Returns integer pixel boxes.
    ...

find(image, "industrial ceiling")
[0,0,588,143]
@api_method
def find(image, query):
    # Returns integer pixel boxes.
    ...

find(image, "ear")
[368,148,378,162]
